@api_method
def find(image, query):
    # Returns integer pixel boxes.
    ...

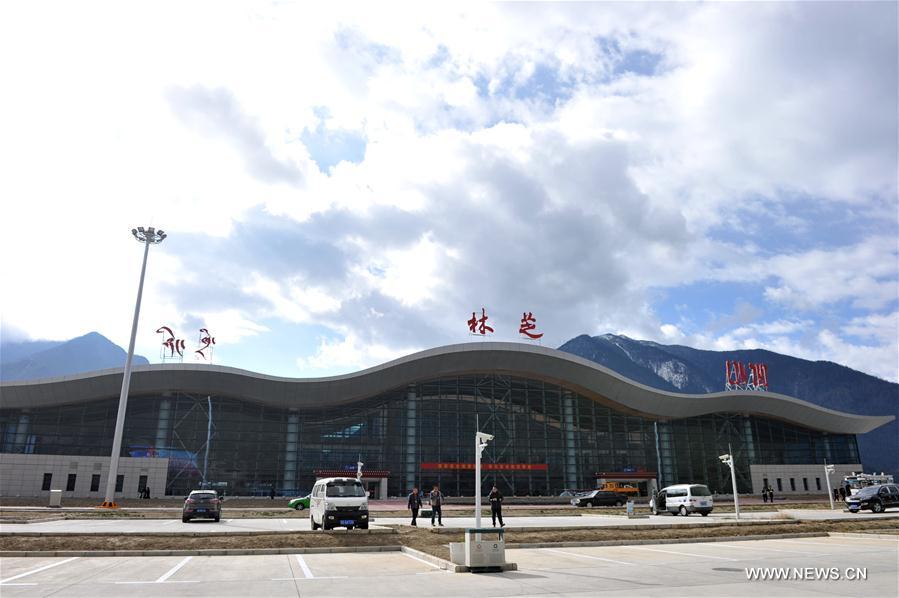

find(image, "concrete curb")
[0,545,406,557]
[0,528,396,537]
[426,518,804,533]
[508,531,829,549]
[828,532,899,540]
[399,546,466,572]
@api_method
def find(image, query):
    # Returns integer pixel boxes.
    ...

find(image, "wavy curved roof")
[0,342,892,434]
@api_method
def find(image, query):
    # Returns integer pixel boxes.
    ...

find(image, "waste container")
[49,489,62,508]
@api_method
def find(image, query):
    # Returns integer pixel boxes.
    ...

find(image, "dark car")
[847,484,899,513]
[182,490,222,522]
[571,490,628,507]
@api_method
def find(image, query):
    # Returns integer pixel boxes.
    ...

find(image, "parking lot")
[1,535,895,596]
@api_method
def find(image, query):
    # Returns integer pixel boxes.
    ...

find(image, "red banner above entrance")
[421,462,548,471]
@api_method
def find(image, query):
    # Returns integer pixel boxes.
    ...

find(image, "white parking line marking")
[295,554,314,578]
[772,539,874,548]
[281,519,288,525]
[627,546,738,561]
[156,556,192,583]
[116,581,200,585]
[271,576,348,581]
[402,552,440,568]
[162,520,178,526]
[714,543,812,554]
[541,548,634,565]
[0,557,79,584]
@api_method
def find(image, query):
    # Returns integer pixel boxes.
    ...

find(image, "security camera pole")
[824,462,835,510]
[719,443,740,520]
[100,227,166,508]
[475,430,494,529]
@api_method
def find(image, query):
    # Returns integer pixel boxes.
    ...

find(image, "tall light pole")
[100,226,166,508]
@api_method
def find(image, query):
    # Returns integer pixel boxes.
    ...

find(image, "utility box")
[48,489,62,508]
[450,528,511,571]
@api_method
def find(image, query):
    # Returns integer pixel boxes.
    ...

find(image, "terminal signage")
[725,360,769,391]
[157,325,217,362]
[421,462,548,471]
[466,308,544,340]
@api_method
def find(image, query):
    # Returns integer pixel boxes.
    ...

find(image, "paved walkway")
[1,536,895,596]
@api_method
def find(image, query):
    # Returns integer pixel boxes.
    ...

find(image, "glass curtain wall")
[0,374,860,497]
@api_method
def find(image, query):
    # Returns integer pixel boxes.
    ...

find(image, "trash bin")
[49,489,62,508]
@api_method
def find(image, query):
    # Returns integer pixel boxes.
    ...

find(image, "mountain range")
[558,333,898,478]
[0,332,148,381]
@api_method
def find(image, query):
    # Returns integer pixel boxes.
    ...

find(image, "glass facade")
[0,374,860,496]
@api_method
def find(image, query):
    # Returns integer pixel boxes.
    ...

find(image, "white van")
[309,477,369,530]
[650,484,713,516]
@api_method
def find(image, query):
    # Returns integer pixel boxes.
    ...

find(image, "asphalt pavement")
[1,535,895,596]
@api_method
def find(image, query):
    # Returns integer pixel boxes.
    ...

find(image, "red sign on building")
[467,308,494,335]
[518,312,543,339]
[421,462,548,471]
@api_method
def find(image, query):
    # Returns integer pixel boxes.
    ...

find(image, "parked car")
[571,490,629,507]
[288,494,311,510]
[847,484,899,513]
[309,477,369,530]
[182,489,222,522]
[650,484,713,516]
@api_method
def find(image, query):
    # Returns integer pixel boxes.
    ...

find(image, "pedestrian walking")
[407,487,422,527]
[488,484,504,527]
[429,484,444,526]
[270,485,276,500]
[762,488,768,503]
[767,485,774,503]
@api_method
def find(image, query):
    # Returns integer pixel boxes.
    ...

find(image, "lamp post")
[475,431,493,530]
[719,444,740,520]
[824,462,835,510]
[100,226,166,508]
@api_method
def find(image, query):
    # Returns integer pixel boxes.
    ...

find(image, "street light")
[100,226,166,508]
[475,431,493,529]
[719,444,740,520]
[824,462,835,510]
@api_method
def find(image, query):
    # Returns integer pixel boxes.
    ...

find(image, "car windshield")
[690,485,711,496]
[325,482,366,497]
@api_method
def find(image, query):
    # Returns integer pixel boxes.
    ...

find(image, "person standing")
[488,484,504,527]
[762,488,768,503]
[270,485,276,500]
[766,485,774,503]
[429,484,444,526]
[407,487,422,527]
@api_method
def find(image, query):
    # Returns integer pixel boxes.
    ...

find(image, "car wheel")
[872,501,884,513]
[615,501,623,507]
[322,521,332,531]
[359,523,369,530]
[182,516,189,523]
[214,515,220,522]
[701,512,709,517]
[297,504,305,510]
[311,516,320,530]
[679,506,688,516]
[586,500,594,508]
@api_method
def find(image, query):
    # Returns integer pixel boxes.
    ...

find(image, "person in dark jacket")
[762,488,768,503]
[429,485,444,526]
[488,484,504,527]
[407,487,422,527]
[766,485,774,503]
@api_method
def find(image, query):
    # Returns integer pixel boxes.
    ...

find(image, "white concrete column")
[561,391,578,489]
[283,411,299,492]
[379,477,388,499]
[155,399,171,451]
[405,386,417,492]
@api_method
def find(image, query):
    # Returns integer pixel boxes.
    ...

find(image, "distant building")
[1,343,892,498]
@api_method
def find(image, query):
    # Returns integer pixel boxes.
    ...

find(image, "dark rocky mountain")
[558,334,899,478]
[0,332,149,381]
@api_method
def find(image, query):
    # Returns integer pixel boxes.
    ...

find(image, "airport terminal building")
[0,343,893,499]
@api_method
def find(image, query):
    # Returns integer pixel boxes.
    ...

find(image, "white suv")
[309,477,369,530]
[650,484,713,516]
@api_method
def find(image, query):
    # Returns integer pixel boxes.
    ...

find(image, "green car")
[288,494,311,510]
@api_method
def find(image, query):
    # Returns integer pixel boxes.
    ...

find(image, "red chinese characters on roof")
[467,308,494,335]
[518,312,543,340]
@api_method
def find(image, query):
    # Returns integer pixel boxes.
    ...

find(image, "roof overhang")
[1,342,893,435]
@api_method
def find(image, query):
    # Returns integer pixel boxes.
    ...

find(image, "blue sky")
[1,2,896,381]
